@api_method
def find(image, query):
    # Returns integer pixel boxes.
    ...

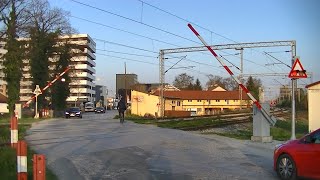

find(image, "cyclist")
[117,97,127,123]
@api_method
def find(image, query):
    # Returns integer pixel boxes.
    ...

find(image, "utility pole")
[236,48,244,109]
[124,62,127,104]
[159,50,164,118]
[291,41,297,140]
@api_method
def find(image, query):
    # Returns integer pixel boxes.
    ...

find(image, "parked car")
[274,128,320,180]
[95,107,105,114]
[65,107,82,118]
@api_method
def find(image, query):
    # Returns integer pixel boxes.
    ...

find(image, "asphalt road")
[25,110,281,180]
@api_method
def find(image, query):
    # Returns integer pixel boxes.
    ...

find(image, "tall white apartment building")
[0,34,96,106]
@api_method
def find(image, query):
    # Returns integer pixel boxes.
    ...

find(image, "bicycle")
[119,111,124,124]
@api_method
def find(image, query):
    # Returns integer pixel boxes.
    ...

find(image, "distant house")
[0,93,8,114]
[306,81,320,132]
[130,89,250,117]
[209,85,227,91]
[0,93,7,103]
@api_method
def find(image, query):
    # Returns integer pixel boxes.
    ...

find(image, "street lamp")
[33,85,42,119]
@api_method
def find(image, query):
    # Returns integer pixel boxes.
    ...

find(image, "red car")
[274,128,320,179]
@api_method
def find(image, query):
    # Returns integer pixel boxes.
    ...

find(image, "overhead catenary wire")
[96,52,211,77]
[70,0,293,81]
[93,37,224,71]
[135,0,290,72]
[69,1,273,73]
[71,14,273,74]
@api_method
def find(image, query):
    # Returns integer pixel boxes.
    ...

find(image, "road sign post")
[288,57,307,140]
[33,85,42,119]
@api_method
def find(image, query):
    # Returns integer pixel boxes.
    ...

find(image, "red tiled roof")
[153,90,250,100]
[306,81,320,88]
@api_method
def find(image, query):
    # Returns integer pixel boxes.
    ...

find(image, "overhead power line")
[93,38,158,54]
[69,0,201,45]
[71,15,179,48]
[136,0,238,44]
[96,49,157,58]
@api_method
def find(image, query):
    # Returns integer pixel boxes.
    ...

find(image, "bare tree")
[222,77,239,91]
[173,73,194,90]
[22,0,73,35]
[22,0,74,110]
[0,0,25,38]
[206,74,225,89]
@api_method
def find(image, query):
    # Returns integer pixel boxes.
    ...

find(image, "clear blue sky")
[49,0,319,98]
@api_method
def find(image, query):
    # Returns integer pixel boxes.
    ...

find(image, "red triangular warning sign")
[288,57,307,78]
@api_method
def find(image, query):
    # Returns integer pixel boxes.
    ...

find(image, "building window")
[172,100,175,104]
[226,100,229,104]
[216,100,220,102]
[188,100,192,102]
[172,106,175,111]
[197,108,202,112]
[177,101,181,106]
[234,100,238,102]
[197,100,201,102]
[207,100,211,104]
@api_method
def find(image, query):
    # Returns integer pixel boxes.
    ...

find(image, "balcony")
[20,89,33,94]
[74,64,95,74]
[70,80,94,86]
[71,56,96,67]
[70,72,95,81]
[85,48,96,60]
[20,81,32,86]
[70,87,92,94]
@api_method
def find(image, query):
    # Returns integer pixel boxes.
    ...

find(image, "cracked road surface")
[25,110,280,180]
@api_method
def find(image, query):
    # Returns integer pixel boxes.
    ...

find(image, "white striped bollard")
[17,140,28,180]
[11,116,18,148]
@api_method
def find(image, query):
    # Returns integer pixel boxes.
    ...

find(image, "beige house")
[306,81,320,132]
[131,89,250,117]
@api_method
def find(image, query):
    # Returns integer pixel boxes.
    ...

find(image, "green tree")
[51,41,72,111]
[245,76,262,101]
[28,30,58,109]
[1,0,24,116]
[193,78,202,90]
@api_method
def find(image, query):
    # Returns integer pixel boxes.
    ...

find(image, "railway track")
[164,109,288,131]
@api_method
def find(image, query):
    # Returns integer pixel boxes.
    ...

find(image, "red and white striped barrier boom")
[188,24,276,126]
[23,66,71,108]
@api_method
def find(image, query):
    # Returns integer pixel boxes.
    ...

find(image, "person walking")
[117,97,127,123]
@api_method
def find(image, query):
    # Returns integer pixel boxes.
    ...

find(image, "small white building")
[306,81,320,132]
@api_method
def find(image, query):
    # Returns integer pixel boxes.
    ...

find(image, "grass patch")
[0,117,43,124]
[208,129,253,140]
[114,114,156,124]
[0,123,58,179]
[157,118,221,129]
[271,120,308,140]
